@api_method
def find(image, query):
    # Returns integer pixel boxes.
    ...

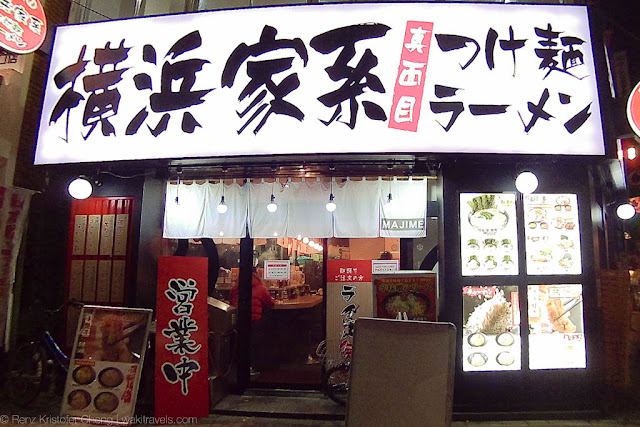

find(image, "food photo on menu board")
[460,193,518,276]
[462,286,521,372]
[528,284,586,370]
[524,194,582,275]
[61,306,152,423]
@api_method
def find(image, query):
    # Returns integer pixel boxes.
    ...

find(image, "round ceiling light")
[617,203,636,220]
[515,171,538,194]
[68,177,93,199]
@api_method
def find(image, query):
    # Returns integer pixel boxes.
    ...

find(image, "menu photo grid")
[460,193,518,277]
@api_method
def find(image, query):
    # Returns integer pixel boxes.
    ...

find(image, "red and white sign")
[389,21,433,132]
[0,0,47,54]
[327,259,372,283]
[627,80,640,137]
[264,260,290,280]
[155,256,209,419]
[326,260,374,364]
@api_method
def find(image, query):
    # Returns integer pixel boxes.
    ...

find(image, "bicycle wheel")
[324,363,350,405]
[6,342,46,406]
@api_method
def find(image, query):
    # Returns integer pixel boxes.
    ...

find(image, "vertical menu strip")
[82,260,98,301]
[113,214,129,256]
[72,215,87,255]
[85,215,101,256]
[99,214,115,256]
[111,260,126,303]
[96,260,112,302]
[69,260,84,301]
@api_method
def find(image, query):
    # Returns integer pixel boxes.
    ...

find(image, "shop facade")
[25,0,622,416]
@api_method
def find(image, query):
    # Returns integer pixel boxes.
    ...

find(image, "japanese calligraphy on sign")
[326,259,373,365]
[35,3,603,165]
[155,256,209,419]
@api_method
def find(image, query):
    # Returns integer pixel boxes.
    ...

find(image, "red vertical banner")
[388,21,434,132]
[0,187,31,347]
[155,256,209,419]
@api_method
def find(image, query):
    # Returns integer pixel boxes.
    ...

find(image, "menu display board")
[462,286,521,372]
[524,194,582,275]
[264,260,291,280]
[528,284,586,370]
[61,306,152,424]
[373,272,437,321]
[460,193,518,276]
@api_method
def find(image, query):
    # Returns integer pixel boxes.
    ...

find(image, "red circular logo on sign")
[628,81,640,138]
[0,0,47,54]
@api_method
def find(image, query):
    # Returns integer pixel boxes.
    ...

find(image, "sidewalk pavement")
[2,388,640,426]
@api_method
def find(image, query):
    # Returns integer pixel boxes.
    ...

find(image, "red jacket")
[230,273,275,321]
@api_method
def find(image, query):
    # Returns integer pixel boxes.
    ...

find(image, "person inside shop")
[229,263,275,374]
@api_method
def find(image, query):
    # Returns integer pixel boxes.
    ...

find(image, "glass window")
[198,0,250,10]
[524,194,582,275]
[462,285,521,371]
[68,0,136,23]
[528,284,586,370]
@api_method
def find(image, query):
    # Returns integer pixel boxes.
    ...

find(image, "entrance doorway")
[248,237,324,388]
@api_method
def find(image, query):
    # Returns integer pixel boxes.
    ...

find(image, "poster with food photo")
[524,194,582,275]
[462,286,521,372]
[373,272,437,321]
[460,193,518,276]
[61,305,152,424]
[528,284,586,370]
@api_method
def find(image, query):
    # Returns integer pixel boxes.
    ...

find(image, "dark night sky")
[592,0,640,82]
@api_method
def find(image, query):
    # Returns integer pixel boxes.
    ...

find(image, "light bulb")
[326,193,337,212]
[515,171,538,194]
[267,194,278,213]
[297,235,302,240]
[217,196,228,214]
[302,237,309,244]
[617,203,636,220]
[68,177,93,199]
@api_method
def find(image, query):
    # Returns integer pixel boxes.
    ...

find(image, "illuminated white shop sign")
[35,3,604,165]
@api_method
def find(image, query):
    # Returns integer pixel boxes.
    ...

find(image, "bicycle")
[317,303,359,405]
[5,299,84,407]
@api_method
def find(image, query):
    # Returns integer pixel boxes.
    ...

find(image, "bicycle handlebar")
[44,299,85,315]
